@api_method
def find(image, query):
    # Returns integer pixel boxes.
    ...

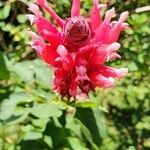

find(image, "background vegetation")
[0,0,149,149]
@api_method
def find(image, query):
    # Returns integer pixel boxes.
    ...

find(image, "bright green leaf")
[30,103,62,118]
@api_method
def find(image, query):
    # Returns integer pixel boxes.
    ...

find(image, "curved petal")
[36,0,65,28]
[89,43,121,65]
[27,15,61,48]
[40,30,61,48]
[56,45,74,71]
[89,72,115,88]
[89,45,108,65]
[29,31,58,65]
[36,16,58,34]
[28,3,41,15]
[106,42,121,61]
[107,12,129,43]
[93,8,116,42]
[41,45,58,65]
[28,31,45,54]
[71,0,80,17]
[90,0,102,30]
[97,65,128,78]
[28,3,59,34]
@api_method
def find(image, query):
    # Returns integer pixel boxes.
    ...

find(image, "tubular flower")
[28,0,128,99]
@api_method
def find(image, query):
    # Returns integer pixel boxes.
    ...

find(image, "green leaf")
[92,108,107,138]
[66,116,83,139]
[0,92,33,120]
[44,135,53,148]
[30,103,63,118]
[12,61,34,83]
[31,118,49,131]
[12,59,53,88]
[128,62,139,71]
[76,107,107,146]
[24,131,42,140]
[32,88,54,101]
[78,120,99,150]
[74,101,97,108]
[32,59,53,88]
[17,14,27,23]
[0,99,16,120]
[0,4,11,20]
[68,137,87,150]
[0,52,9,80]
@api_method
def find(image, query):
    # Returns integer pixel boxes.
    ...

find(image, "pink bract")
[28,0,128,100]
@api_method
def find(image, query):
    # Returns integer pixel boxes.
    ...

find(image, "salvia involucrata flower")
[28,0,129,100]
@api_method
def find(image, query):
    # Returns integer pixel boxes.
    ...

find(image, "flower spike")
[28,0,129,99]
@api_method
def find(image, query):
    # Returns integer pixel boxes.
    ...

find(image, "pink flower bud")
[63,17,90,47]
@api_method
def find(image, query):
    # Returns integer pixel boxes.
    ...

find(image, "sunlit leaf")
[0,4,11,20]
[30,103,62,118]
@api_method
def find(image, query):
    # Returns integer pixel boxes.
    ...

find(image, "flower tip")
[108,7,115,13]
[107,42,121,51]
[26,14,37,25]
[98,4,107,9]
[28,3,40,15]
[104,77,115,88]
[120,68,128,77]
[114,42,121,49]
[119,11,129,23]
[105,7,116,23]
[56,45,68,57]
[115,68,128,78]
[28,31,36,37]
[121,23,129,30]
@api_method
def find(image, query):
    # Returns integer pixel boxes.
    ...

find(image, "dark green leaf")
[0,52,9,80]
[76,107,106,146]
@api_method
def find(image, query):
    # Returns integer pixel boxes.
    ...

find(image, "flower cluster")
[28,0,128,99]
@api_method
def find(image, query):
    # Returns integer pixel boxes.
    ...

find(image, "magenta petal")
[29,15,61,47]
[28,3,59,34]
[56,45,74,71]
[40,30,61,47]
[41,45,58,66]
[90,45,107,65]
[36,17,58,34]
[29,31,45,54]
[71,0,80,17]
[90,0,101,30]
[97,65,128,78]
[93,8,115,43]
[89,72,115,88]
[36,0,64,28]
[29,31,57,65]
[107,11,129,43]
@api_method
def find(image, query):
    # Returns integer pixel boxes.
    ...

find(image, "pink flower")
[28,0,128,100]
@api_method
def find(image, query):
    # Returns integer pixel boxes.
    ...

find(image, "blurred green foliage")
[0,0,150,149]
